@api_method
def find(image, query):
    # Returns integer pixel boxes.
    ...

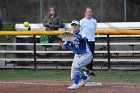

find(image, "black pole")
[33,35,37,71]
[107,34,111,70]
[28,26,37,71]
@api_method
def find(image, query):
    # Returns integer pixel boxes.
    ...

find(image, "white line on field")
[0,81,69,86]
[113,85,140,88]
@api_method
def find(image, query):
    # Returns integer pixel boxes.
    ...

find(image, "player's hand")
[74,38,79,42]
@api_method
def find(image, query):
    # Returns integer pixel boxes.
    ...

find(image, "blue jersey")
[64,30,90,54]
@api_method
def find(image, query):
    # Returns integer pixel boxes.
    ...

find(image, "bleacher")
[0,22,140,70]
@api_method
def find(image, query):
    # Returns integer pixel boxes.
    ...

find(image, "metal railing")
[1,34,140,70]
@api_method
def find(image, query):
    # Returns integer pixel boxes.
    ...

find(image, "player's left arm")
[75,34,87,43]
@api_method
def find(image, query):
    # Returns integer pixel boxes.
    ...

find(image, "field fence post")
[33,34,37,71]
[107,34,111,70]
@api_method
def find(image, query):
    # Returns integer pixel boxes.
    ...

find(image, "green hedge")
[2,22,16,31]
[0,23,16,42]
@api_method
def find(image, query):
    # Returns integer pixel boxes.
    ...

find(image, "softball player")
[60,20,93,89]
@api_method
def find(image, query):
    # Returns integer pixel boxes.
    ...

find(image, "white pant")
[71,52,93,80]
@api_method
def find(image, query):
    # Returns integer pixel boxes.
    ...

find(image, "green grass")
[93,70,140,83]
[0,70,139,84]
[0,70,70,80]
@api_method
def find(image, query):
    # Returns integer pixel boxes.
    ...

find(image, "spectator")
[80,7,97,77]
[43,6,63,50]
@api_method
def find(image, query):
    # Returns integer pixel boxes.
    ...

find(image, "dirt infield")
[0,80,140,93]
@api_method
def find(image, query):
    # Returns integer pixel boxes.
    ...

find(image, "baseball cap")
[71,20,80,25]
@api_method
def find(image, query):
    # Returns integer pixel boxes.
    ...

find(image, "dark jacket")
[0,18,3,30]
[43,15,63,30]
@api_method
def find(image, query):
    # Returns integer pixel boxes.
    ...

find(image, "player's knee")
[75,67,81,75]
[75,63,81,68]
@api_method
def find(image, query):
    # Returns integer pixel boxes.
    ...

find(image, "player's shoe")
[78,76,90,86]
[68,83,79,89]
[89,72,96,76]
[84,70,96,76]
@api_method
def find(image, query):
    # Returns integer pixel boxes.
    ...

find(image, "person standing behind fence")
[80,7,97,78]
[0,17,3,30]
[43,6,63,50]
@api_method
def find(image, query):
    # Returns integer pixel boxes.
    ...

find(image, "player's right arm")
[60,41,70,49]
[63,41,70,49]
